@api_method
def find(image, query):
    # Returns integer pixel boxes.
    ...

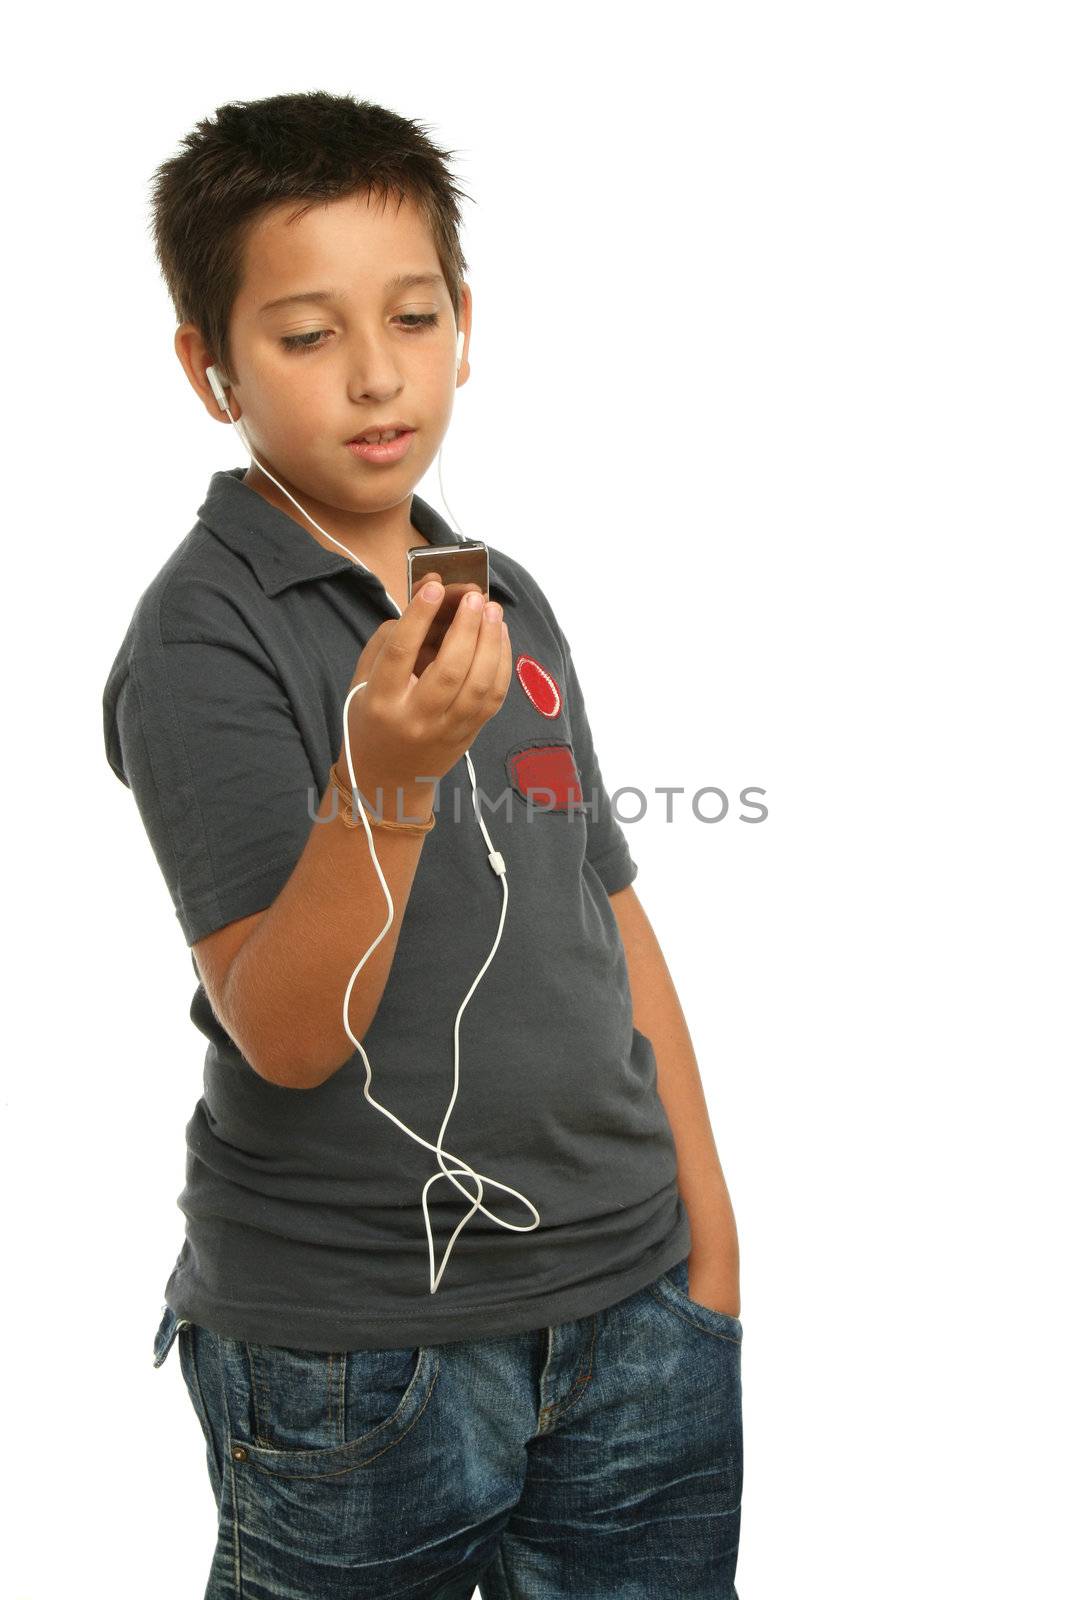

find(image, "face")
[176,189,471,542]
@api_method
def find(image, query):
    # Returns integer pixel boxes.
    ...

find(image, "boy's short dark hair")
[148,90,472,381]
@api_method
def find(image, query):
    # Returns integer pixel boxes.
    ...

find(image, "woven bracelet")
[329,760,436,835]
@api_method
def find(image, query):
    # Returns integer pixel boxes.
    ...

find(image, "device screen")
[407,542,489,603]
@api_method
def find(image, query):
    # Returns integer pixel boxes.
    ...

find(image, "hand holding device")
[343,580,511,820]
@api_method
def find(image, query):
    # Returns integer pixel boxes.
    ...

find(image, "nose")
[346,332,403,399]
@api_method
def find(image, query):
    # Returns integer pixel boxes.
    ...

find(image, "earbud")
[456,332,465,372]
[205,364,230,414]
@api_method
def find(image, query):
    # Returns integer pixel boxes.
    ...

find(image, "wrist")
[368,783,436,825]
[333,764,437,825]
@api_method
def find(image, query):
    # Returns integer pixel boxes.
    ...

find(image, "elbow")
[214,974,314,1089]
[281,1004,388,1090]
[260,1052,342,1091]
[250,1049,314,1090]
[222,1021,299,1089]
[245,1020,376,1093]
[235,1022,336,1090]
[219,964,383,1091]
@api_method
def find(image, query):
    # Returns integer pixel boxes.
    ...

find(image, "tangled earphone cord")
[338,682,540,1293]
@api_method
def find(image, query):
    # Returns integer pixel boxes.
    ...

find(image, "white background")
[3,3,1063,1595]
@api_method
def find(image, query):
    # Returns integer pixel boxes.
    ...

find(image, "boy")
[103,91,743,1598]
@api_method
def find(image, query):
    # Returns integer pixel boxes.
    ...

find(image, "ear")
[456,282,473,387]
[174,323,240,423]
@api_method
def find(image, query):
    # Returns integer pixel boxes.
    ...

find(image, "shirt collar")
[197,465,517,605]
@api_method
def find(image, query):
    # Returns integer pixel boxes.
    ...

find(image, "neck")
[242,462,430,564]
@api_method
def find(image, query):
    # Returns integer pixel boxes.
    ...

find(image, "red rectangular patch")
[506,742,584,811]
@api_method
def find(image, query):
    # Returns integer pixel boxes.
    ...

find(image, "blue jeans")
[153,1257,743,1598]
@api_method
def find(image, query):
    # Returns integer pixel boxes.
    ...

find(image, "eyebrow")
[258,272,446,314]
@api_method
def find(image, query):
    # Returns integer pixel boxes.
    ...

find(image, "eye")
[280,330,330,354]
[279,312,440,356]
[396,313,439,331]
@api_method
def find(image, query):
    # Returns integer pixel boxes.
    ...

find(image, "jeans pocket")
[152,1303,192,1368]
[231,1340,440,1479]
[655,1259,744,1343]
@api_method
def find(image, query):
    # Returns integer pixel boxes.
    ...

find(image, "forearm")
[611,885,741,1311]
[224,769,436,1090]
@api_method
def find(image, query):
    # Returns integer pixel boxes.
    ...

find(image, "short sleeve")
[559,628,639,896]
[104,597,319,947]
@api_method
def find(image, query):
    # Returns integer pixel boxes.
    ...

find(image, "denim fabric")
[152,1257,743,1598]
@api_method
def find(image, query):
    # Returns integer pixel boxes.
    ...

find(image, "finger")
[414,584,477,669]
[451,602,510,727]
[413,586,490,714]
[411,574,478,605]
[369,581,448,699]
[424,579,484,636]
[410,570,443,601]
[493,618,513,700]
[408,582,489,682]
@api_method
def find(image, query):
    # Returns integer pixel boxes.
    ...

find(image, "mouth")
[344,427,417,464]
[346,425,414,444]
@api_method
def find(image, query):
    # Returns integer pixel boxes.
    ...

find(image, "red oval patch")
[515,655,562,718]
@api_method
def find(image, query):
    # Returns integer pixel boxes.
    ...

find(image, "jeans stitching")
[230,1447,243,1598]
[245,1343,271,1445]
[178,1326,219,1495]
[537,1314,599,1431]
[328,1351,340,1444]
[650,1277,743,1346]
[235,1353,440,1481]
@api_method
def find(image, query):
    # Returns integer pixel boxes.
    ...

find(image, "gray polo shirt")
[102,466,690,1350]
